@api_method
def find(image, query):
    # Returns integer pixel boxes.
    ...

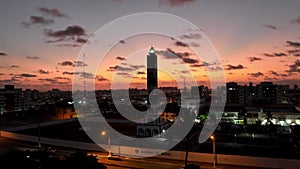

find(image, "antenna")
[83,53,86,98]
[184,77,186,89]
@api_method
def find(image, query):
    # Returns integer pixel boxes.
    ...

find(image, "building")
[226,82,245,104]
[147,46,158,96]
[137,47,170,137]
[0,85,23,113]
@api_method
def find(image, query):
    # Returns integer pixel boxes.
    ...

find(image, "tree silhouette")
[0,150,106,169]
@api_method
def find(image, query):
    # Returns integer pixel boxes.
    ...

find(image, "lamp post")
[102,131,111,157]
[38,122,41,148]
[210,135,216,168]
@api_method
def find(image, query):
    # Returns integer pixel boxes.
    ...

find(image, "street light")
[210,135,216,168]
[102,131,111,157]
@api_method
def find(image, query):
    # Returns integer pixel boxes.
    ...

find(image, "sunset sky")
[1,0,300,91]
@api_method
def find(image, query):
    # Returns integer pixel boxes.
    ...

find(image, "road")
[90,152,272,169]
[0,137,273,169]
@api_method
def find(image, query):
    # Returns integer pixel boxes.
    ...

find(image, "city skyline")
[1,1,300,91]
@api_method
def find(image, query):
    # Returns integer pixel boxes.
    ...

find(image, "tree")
[265,111,275,144]
[63,151,107,169]
[265,111,274,125]
[0,149,107,169]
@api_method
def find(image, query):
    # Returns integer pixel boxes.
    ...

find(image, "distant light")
[101,131,106,136]
[26,155,30,158]
[210,136,214,140]
[149,47,155,54]
[286,119,292,124]
[279,120,285,126]
[162,129,165,133]
[194,119,201,123]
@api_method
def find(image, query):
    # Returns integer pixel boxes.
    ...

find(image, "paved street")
[91,152,275,169]
[0,136,275,169]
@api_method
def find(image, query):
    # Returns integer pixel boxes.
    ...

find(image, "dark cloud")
[62,71,73,75]
[107,65,134,72]
[96,75,109,82]
[0,52,7,56]
[189,42,200,47]
[294,54,300,57]
[137,71,145,75]
[269,70,279,76]
[57,44,81,47]
[76,37,88,44]
[263,24,277,30]
[62,71,94,79]
[179,70,189,74]
[19,73,37,77]
[74,61,87,67]
[58,61,74,67]
[248,56,262,62]
[268,70,288,77]
[182,57,198,64]
[22,16,54,27]
[248,72,264,77]
[286,59,300,73]
[291,17,300,24]
[175,41,200,47]
[26,56,39,59]
[79,72,94,79]
[225,64,245,70]
[44,25,87,46]
[208,66,223,71]
[10,65,20,69]
[116,56,126,61]
[130,64,145,69]
[262,52,287,57]
[38,69,49,74]
[286,41,300,48]
[55,77,70,80]
[287,49,300,54]
[116,72,132,78]
[156,48,183,59]
[175,41,188,47]
[190,61,211,68]
[190,64,204,67]
[37,7,68,18]
[157,48,199,65]
[38,78,56,83]
[159,0,195,7]
[44,25,85,37]
[179,33,201,39]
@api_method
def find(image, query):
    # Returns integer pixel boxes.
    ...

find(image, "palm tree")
[265,111,274,125]
[265,111,274,144]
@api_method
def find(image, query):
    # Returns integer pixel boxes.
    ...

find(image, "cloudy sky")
[1,0,300,91]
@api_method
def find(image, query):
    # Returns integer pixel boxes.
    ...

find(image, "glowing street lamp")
[102,131,111,157]
[210,135,216,168]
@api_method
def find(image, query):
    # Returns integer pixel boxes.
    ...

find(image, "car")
[107,154,123,161]
[44,147,56,153]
